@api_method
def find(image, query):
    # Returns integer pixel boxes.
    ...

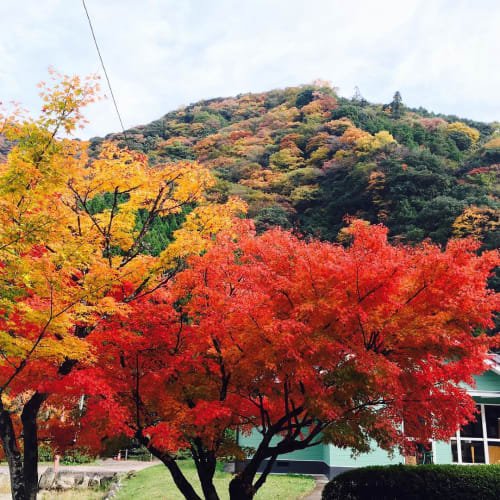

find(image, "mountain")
[89,82,499,250]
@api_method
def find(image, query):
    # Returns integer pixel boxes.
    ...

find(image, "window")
[485,405,500,439]
[460,441,485,463]
[460,410,483,438]
[451,404,500,464]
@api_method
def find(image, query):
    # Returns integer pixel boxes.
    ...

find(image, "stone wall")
[38,468,117,491]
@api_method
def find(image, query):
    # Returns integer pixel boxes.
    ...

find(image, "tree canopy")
[66,220,498,500]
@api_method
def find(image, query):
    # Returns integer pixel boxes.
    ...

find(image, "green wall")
[238,431,404,466]
[434,441,454,464]
[238,370,500,468]
[239,430,326,462]
[474,370,500,392]
[327,443,403,467]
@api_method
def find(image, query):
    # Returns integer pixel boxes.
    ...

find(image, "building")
[239,355,500,478]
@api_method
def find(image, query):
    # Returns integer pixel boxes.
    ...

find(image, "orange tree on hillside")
[0,72,245,500]
[68,220,499,500]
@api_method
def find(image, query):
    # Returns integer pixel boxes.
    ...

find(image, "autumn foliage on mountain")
[93,81,499,248]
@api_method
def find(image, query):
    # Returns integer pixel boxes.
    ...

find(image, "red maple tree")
[65,219,499,500]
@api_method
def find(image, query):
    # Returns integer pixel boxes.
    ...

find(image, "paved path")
[0,458,158,476]
[301,475,328,500]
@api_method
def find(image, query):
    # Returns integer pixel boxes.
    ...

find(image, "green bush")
[38,443,54,462]
[60,448,95,465]
[322,464,500,500]
[127,448,153,461]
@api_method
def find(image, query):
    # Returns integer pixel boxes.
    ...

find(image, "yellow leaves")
[35,336,93,364]
[269,148,304,171]
[66,142,216,257]
[0,331,32,358]
[93,207,138,250]
[337,128,396,159]
[308,146,329,166]
[355,131,396,154]
[159,197,247,268]
[452,206,500,238]
[153,160,215,209]
[70,142,148,199]
[447,122,480,143]
[37,69,101,135]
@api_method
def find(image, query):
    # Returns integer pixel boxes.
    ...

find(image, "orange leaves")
[340,126,371,145]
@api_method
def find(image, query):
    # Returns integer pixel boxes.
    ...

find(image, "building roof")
[486,353,500,376]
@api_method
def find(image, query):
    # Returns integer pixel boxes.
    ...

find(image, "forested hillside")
[90,81,499,251]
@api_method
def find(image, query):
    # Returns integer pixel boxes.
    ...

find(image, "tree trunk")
[159,455,203,500]
[145,441,202,500]
[228,454,278,500]
[0,402,26,500]
[197,467,220,500]
[228,431,275,500]
[229,475,255,500]
[228,455,261,500]
[21,392,47,500]
[192,447,219,500]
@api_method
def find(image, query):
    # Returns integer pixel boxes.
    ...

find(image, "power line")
[81,0,126,133]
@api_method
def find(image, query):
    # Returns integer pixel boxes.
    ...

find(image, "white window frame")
[451,403,500,464]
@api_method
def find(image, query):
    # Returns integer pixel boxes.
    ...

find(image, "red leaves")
[70,220,499,458]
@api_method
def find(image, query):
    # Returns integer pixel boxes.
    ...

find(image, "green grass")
[116,460,315,500]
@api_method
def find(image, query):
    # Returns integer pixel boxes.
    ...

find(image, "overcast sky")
[1,0,499,139]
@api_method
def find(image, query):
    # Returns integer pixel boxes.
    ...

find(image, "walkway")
[0,458,158,476]
[301,474,328,500]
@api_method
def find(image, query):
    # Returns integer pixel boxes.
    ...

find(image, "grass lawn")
[0,475,105,500]
[116,460,316,500]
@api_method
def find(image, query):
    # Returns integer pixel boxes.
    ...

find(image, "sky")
[1,0,499,139]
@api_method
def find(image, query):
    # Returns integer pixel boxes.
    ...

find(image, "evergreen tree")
[391,91,403,118]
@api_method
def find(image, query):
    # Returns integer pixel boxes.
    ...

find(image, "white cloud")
[1,0,499,139]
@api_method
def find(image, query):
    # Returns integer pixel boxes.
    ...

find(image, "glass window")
[460,406,483,438]
[488,442,500,464]
[460,441,485,464]
[451,440,458,463]
[485,406,500,439]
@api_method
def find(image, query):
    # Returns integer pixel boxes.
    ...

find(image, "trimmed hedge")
[322,464,500,500]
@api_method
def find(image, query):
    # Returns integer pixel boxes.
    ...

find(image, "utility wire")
[81,0,126,133]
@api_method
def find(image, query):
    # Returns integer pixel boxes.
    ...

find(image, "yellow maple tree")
[0,71,245,499]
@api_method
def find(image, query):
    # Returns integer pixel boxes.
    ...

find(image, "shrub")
[322,464,500,500]
[38,443,54,462]
[60,448,95,465]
